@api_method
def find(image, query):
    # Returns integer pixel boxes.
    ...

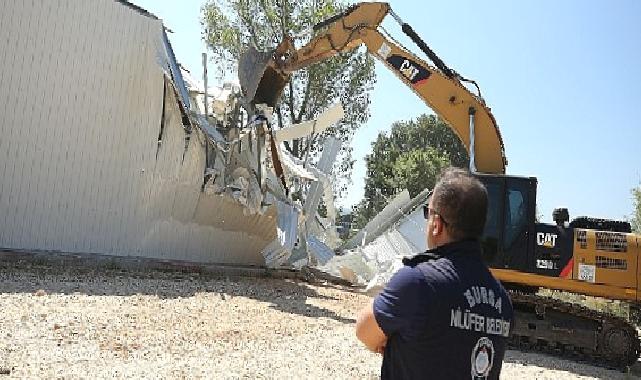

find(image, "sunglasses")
[423,204,448,226]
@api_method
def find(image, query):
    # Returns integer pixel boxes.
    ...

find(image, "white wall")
[0,0,275,265]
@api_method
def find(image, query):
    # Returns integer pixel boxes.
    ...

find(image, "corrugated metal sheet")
[396,207,428,252]
[319,189,430,289]
[0,0,275,265]
[342,190,412,250]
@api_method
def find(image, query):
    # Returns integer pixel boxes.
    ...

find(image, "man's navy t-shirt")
[373,240,513,380]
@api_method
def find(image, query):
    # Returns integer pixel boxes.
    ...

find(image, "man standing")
[355,168,513,379]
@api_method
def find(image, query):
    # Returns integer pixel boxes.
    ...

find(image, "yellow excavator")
[239,2,641,368]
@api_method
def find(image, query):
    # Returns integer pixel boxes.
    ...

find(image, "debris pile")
[180,63,345,269]
[228,45,433,279]
[318,188,432,293]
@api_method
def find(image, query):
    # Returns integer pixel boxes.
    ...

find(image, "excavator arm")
[240,2,507,174]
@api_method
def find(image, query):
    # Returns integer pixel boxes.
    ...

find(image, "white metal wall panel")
[0,0,275,265]
[396,207,428,252]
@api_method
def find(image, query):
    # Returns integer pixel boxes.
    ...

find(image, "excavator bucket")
[238,45,290,108]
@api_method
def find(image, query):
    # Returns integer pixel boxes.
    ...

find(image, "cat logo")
[386,55,431,85]
[536,232,558,248]
[399,59,421,81]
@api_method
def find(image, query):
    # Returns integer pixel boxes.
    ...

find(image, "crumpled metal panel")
[318,252,376,284]
[298,137,342,256]
[277,147,318,181]
[261,240,292,268]
[276,201,299,253]
[306,235,335,266]
[396,206,429,252]
[361,230,416,264]
[302,137,341,220]
[132,80,277,264]
[319,188,431,288]
[319,225,415,292]
[262,200,299,267]
[343,190,411,250]
[193,114,228,147]
[343,187,433,250]
[159,29,191,110]
[272,103,344,142]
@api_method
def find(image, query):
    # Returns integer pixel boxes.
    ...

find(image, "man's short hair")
[430,167,488,240]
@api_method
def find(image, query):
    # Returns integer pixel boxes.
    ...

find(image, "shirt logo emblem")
[471,337,494,379]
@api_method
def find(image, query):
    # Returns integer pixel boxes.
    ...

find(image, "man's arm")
[355,299,387,354]
[356,266,430,354]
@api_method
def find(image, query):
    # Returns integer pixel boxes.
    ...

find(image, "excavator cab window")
[504,188,527,249]
[500,176,537,271]
[482,181,503,263]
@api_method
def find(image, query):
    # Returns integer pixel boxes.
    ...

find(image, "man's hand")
[355,299,387,354]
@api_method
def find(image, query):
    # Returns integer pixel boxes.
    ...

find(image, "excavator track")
[508,290,640,369]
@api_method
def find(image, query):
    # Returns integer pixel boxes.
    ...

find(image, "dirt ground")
[0,260,637,379]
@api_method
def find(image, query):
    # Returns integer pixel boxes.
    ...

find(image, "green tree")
[201,0,375,188]
[394,148,450,197]
[353,114,469,227]
[632,184,641,233]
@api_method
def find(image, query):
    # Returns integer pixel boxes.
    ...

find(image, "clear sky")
[132,0,641,223]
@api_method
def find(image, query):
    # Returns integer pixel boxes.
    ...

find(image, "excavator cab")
[476,173,575,279]
[476,174,538,272]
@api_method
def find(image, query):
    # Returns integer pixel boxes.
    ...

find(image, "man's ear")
[432,218,441,236]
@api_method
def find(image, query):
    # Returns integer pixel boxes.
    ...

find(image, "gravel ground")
[0,261,638,379]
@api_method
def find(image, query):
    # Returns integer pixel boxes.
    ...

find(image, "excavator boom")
[239,2,507,174]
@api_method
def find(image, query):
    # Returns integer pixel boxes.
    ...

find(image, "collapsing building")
[0,0,342,267]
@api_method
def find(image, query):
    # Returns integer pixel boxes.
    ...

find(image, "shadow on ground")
[0,257,356,324]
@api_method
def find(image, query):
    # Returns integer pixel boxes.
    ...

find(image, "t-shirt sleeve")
[373,265,433,337]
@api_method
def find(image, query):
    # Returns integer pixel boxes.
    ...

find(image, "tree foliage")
[201,0,375,192]
[632,184,641,233]
[353,114,469,227]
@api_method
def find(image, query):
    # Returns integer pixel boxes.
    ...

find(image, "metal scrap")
[318,188,432,293]
[178,46,349,268]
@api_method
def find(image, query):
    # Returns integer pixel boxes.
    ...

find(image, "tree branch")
[258,0,279,42]
[296,74,313,123]
[287,81,296,123]
[278,0,288,39]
